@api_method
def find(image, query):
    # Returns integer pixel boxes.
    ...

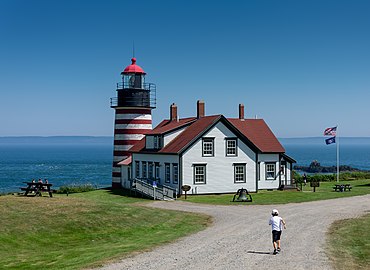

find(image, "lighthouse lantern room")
[110,58,156,188]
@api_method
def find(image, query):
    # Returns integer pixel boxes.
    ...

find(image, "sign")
[310,181,320,187]
[310,181,320,192]
[181,185,191,199]
[181,185,191,192]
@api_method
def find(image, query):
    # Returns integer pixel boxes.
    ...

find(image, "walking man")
[269,209,286,255]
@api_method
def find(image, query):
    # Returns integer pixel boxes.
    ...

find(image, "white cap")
[272,209,279,215]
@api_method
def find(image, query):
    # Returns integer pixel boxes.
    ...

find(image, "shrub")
[57,184,97,194]
[293,170,370,183]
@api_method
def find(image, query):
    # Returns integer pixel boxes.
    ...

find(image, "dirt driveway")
[97,194,370,270]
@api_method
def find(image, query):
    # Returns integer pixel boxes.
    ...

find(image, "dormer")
[145,134,163,150]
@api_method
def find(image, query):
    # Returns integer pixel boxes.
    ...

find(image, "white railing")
[130,178,177,200]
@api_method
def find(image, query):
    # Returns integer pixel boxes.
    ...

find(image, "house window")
[234,163,246,183]
[202,138,214,157]
[172,163,178,184]
[165,163,170,183]
[226,138,237,156]
[154,135,163,149]
[266,163,276,180]
[135,161,140,178]
[148,162,154,179]
[142,161,147,178]
[155,162,160,181]
[194,164,206,184]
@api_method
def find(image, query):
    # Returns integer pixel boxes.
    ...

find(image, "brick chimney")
[239,104,245,120]
[197,100,205,119]
[170,103,178,121]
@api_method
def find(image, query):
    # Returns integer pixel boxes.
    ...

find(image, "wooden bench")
[333,184,352,192]
[20,182,54,197]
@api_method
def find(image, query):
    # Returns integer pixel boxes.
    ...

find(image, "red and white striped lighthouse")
[110,58,156,188]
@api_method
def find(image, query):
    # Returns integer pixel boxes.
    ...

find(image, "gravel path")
[97,194,370,270]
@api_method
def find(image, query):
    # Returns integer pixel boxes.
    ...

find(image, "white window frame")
[155,162,160,181]
[142,161,147,179]
[202,138,214,157]
[172,163,178,184]
[165,163,170,183]
[194,164,206,184]
[226,138,237,156]
[154,135,162,149]
[135,161,140,178]
[266,162,276,180]
[148,162,154,179]
[234,163,246,183]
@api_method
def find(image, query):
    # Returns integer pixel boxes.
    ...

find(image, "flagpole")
[337,125,339,182]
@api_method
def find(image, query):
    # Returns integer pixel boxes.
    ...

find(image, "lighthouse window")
[202,138,214,157]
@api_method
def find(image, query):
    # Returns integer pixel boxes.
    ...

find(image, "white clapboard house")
[119,101,295,195]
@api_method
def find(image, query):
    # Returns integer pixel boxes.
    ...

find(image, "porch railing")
[130,178,177,200]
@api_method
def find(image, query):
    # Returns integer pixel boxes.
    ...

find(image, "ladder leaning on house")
[130,178,177,200]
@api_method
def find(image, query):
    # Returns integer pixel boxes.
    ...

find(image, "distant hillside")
[279,137,370,145]
[294,160,365,173]
[0,136,113,144]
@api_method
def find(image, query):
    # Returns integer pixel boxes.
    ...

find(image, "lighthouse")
[110,58,156,188]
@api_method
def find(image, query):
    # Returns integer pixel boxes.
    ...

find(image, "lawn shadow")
[247,250,273,256]
[357,183,370,187]
[105,187,152,200]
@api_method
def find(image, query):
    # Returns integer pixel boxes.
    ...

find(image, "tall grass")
[57,184,97,194]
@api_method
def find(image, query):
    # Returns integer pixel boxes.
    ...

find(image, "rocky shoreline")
[294,160,367,173]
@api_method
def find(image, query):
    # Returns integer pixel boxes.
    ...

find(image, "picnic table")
[333,184,352,192]
[20,182,54,197]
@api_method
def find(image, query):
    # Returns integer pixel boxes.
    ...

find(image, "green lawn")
[327,214,370,269]
[1,180,369,269]
[179,179,370,205]
[0,190,210,269]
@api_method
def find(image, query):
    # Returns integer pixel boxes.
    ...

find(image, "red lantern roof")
[121,58,146,75]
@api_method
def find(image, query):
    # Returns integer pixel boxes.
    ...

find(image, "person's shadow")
[247,250,274,255]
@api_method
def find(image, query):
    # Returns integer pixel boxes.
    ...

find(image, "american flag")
[324,126,337,136]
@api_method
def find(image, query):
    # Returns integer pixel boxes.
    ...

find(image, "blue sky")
[1,0,369,137]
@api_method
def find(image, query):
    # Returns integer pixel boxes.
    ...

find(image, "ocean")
[280,137,370,171]
[1,136,369,194]
[0,137,113,194]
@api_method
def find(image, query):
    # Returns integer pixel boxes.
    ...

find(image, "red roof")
[121,58,146,75]
[118,156,132,165]
[130,115,285,154]
[227,118,285,153]
[160,115,220,153]
[147,117,197,135]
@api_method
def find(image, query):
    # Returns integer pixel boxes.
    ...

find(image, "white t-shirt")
[269,216,283,231]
